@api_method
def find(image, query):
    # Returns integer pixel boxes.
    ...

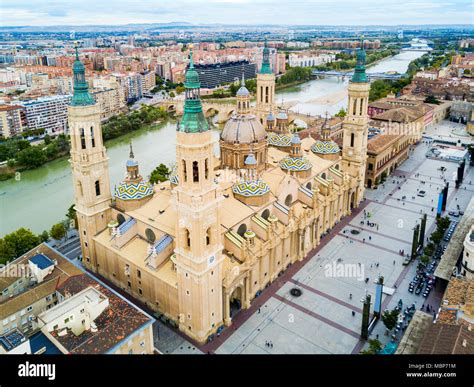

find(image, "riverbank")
[0,105,170,181]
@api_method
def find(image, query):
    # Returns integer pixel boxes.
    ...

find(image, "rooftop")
[417,324,474,354]
[435,197,474,281]
[0,243,83,321]
[45,274,153,354]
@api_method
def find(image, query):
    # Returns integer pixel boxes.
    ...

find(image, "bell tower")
[256,40,275,124]
[172,47,224,344]
[342,39,370,208]
[68,45,112,272]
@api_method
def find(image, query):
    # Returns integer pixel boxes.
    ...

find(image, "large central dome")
[221,114,266,144]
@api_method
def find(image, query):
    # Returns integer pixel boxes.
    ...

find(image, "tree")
[66,204,78,229]
[50,223,67,241]
[0,228,41,264]
[39,230,50,243]
[361,339,383,354]
[381,308,399,331]
[334,108,346,118]
[424,95,440,105]
[150,163,171,184]
[175,85,185,94]
[16,146,47,168]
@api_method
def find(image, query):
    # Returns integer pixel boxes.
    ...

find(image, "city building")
[288,51,335,68]
[462,225,474,279]
[0,104,23,138]
[36,274,154,354]
[364,130,411,189]
[0,243,82,336]
[69,44,370,345]
[19,95,71,135]
[194,60,256,89]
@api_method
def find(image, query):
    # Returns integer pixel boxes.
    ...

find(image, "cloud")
[1,0,472,26]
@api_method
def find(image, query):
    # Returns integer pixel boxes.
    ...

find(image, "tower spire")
[71,42,95,106]
[129,142,135,159]
[352,36,368,83]
[260,38,272,74]
[178,44,209,133]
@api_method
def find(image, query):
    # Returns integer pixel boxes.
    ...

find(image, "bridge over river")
[311,70,406,81]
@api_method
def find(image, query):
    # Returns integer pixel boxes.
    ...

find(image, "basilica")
[68,42,370,344]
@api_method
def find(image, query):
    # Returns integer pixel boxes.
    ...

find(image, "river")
[0,50,426,236]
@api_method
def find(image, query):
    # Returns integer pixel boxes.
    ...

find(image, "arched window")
[335,164,340,170]
[359,99,364,116]
[185,229,191,249]
[205,158,209,180]
[95,180,100,196]
[206,228,211,245]
[80,128,86,149]
[145,228,156,243]
[284,194,293,206]
[350,133,355,147]
[321,173,326,179]
[237,223,247,237]
[265,86,269,103]
[352,99,357,116]
[193,161,199,183]
[306,182,312,189]
[90,126,95,147]
[117,214,126,225]
[182,160,187,182]
[262,209,270,220]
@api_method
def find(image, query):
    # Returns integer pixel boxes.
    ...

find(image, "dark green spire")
[259,39,272,75]
[178,47,209,133]
[71,45,95,106]
[351,38,368,83]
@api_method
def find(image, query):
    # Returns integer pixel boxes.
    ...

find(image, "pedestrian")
[258,308,261,314]
[352,311,355,317]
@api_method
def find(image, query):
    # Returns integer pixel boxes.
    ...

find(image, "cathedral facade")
[69,44,370,344]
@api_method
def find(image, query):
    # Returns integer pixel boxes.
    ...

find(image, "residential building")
[0,104,23,138]
[19,95,71,135]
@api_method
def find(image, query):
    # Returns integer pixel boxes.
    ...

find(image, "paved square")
[213,139,474,354]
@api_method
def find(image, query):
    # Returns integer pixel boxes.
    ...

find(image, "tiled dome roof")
[267,132,292,147]
[280,156,312,171]
[311,141,340,155]
[232,180,270,197]
[114,181,154,201]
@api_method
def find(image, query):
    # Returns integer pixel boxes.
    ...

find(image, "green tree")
[50,223,67,241]
[334,108,346,118]
[43,134,52,145]
[66,204,78,229]
[381,308,399,331]
[0,228,41,264]
[149,163,171,184]
[175,85,185,94]
[424,95,440,105]
[39,230,50,243]
[361,339,383,355]
[16,146,47,168]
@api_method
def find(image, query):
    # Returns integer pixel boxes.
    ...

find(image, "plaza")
[199,140,474,354]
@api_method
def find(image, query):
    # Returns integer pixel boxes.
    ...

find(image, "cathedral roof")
[114,181,154,201]
[311,140,341,155]
[221,114,266,144]
[280,156,312,171]
[267,132,292,147]
[232,179,270,197]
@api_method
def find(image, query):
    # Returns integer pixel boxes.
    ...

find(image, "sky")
[1,0,473,27]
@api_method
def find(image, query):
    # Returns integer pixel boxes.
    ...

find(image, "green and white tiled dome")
[169,167,179,185]
[280,156,312,171]
[114,181,154,201]
[267,132,292,147]
[311,140,340,155]
[232,180,270,197]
